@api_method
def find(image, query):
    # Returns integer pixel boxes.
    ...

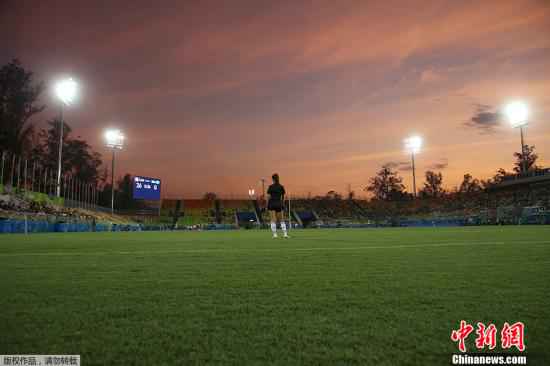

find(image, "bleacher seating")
[235,211,258,228]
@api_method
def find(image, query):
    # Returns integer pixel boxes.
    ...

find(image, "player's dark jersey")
[267,183,285,203]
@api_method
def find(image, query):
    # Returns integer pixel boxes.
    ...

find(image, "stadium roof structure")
[486,168,550,192]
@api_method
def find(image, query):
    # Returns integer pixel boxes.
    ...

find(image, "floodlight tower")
[54,77,78,197]
[260,178,266,202]
[504,101,529,174]
[105,129,125,214]
[404,135,423,198]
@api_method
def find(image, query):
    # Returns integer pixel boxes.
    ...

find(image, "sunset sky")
[2,0,549,198]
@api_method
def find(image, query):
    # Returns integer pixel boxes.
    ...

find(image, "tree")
[458,174,482,194]
[491,168,509,185]
[97,183,113,208]
[365,164,406,201]
[203,192,217,201]
[325,190,342,200]
[32,119,102,184]
[420,171,444,198]
[115,174,135,210]
[479,168,511,189]
[513,145,538,173]
[0,59,45,155]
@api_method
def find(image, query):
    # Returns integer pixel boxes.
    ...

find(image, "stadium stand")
[0,190,141,233]
[486,169,550,224]
[292,210,319,228]
[4,167,549,235]
[235,211,259,228]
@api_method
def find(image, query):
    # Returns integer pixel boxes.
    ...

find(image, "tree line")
[364,145,539,203]
[0,59,135,208]
[313,136,539,203]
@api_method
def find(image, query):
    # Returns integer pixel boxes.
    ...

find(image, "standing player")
[267,173,288,238]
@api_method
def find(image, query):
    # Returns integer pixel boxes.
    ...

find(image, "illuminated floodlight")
[54,77,78,105]
[105,129,125,214]
[404,135,423,154]
[105,129,125,149]
[53,77,79,197]
[248,189,255,197]
[404,135,422,198]
[505,101,529,128]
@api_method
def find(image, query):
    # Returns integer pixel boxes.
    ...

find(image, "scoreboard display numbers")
[133,176,161,201]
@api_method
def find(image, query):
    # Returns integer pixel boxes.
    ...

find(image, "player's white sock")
[270,222,277,237]
[281,222,288,237]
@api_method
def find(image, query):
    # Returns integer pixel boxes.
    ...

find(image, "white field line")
[0,240,549,257]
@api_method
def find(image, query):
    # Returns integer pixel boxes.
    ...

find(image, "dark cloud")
[464,103,503,133]
[387,159,448,172]
[427,158,449,170]
[385,161,412,171]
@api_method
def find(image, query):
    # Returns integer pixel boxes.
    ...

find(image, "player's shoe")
[283,233,289,238]
[272,233,278,238]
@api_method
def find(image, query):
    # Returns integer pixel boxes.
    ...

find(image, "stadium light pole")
[504,101,529,174]
[404,135,423,198]
[105,129,125,214]
[260,179,266,202]
[54,77,78,197]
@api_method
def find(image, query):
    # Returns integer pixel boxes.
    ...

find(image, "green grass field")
[1,227,549,365]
